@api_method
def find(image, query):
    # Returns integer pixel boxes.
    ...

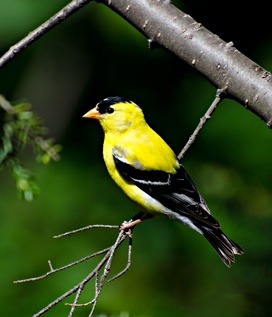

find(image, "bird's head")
[83,96,145,133]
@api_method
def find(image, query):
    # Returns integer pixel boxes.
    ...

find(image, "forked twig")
[14,224,133,317]
[14,247,111,283]
[177,87,227,160]
[108,236,132,283]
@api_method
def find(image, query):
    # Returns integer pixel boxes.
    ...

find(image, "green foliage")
[0,95,61,200]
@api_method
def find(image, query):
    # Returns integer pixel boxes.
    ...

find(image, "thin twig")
[47,260,54,271]
[91,272,100,315]
[14,247,111,283]
[0,0,92,69]
[54,224,119,238]
[108,235,133,282]
[177,87,227,160]
[68,285,83,317]
[19,226,130,317]
[89,272,99,316]
[64,230,131,316]
[0,95,14,113]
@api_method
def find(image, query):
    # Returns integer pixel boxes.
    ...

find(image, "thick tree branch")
[1,0,271,126]
[101,0,272,127]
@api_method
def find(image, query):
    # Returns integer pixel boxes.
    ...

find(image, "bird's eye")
[106,107,114,114]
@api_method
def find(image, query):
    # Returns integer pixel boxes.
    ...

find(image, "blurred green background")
[1,1,272,316]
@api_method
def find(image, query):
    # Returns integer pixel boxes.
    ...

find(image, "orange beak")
[82,107,100,120]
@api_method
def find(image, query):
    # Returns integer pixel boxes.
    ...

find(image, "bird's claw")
[119,221,133,236]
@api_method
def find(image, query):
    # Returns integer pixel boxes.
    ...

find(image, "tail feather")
[202,228,244,267]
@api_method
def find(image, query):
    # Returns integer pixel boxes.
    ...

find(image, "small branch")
[0,0,92,69]
[14,247,110,284]
[15,224,132,317]
[47,260,54,271]
[177,88,226,160]
[108,235,133,282]
[54,224,119,238]
[0,95,14,113]
[68,284,84,317]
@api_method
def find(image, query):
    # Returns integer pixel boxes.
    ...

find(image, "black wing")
[113,154,219,228]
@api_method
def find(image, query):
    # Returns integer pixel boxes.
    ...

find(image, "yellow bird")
[83,96,244,267]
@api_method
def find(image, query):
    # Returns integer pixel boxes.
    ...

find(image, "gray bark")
[102,0,272,127]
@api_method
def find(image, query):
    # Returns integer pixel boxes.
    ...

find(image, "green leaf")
[0,96,61,200]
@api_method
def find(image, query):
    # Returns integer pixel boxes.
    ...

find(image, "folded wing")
[113,153,220,229]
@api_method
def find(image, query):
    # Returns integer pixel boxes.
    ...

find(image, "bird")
[83,96,244,267]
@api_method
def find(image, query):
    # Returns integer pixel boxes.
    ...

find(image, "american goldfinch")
[83,96,244,267]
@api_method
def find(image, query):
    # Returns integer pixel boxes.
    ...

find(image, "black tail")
[202,228,244,267]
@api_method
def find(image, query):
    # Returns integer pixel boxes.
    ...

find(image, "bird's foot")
[119,218,142,236]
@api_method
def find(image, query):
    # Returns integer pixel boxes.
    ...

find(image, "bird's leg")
[120,212,153,231]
